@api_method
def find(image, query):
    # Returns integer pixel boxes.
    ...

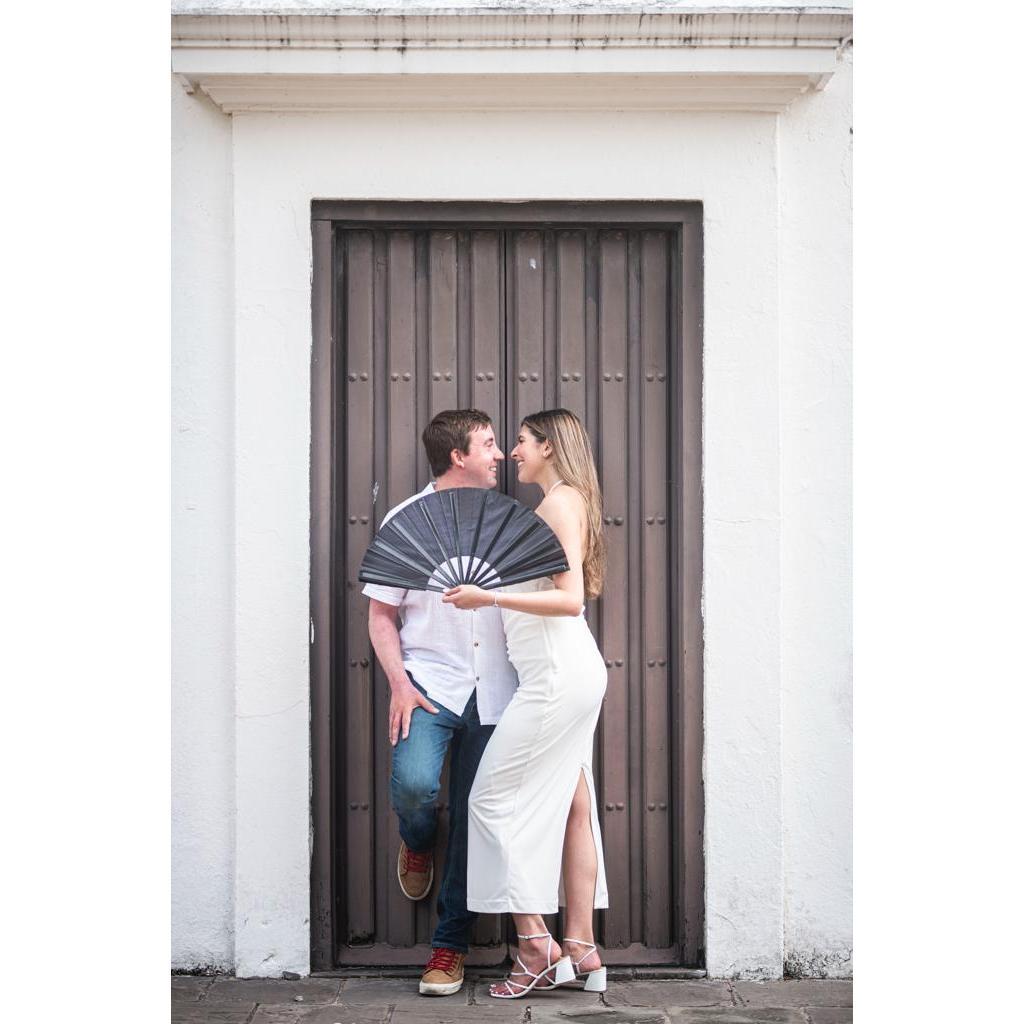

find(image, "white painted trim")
[191,72,827,113]
[172,9,851,112]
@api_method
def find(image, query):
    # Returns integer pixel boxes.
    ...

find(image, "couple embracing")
[362,407,610,1000]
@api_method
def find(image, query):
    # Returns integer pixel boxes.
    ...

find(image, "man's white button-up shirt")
[361,482,519,726]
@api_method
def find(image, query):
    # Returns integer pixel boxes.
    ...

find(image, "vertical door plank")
[543,231,558,410]
[640,231,672,948]
[310,220,335,971]
[388,233,419,503]
[540,227,560,941]
[470,232,503,433]
[415,234,432,488]
[678,217,706,967]
[596,230,631,949]
[419,230,455,945]
[457,232,473,409]
[626,233,644,942]
[381,232,418,947]
[429,231,458,416]
[468,228,506,951]
[583,230,602,633]
[582,230,606,949]
[343,231,376,943]
[369,231,392,952]
[507,231,546,508]
[555,231,587,420]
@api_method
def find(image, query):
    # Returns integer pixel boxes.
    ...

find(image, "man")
[362,409,518,996]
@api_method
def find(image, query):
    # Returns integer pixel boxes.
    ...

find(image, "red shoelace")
[404,848,432,873]
[425,947,461,975]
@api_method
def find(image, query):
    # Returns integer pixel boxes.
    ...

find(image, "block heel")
[563,937,607,994]
[554,955,576,986]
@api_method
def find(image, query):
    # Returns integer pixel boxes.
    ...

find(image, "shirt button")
[474,641,480,647]
[476,676,480,681]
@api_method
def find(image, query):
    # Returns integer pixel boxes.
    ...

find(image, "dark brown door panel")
[310,202,704,970]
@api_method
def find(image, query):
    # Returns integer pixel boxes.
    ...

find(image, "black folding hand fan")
[358,487,569,593]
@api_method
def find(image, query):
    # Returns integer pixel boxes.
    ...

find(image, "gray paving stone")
[339,976,468,1006]
[732,982,852,1009]
[458,987,538,1016]
[805,1009,853,1024]
[468,988,603,1022]
[664,1011,805,1024]
[250,1007,390,1024]
[207,977,343,1005]
[173,976,215,1001]
[527,1007,667,1024]
[392,1002,528,1022]
[604,982,733,1008]
[172,1006,258,1024]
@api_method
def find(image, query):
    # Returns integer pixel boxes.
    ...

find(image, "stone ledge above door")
[172,7,852,113]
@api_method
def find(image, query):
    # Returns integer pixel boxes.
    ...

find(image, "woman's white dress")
[466,577,609,914]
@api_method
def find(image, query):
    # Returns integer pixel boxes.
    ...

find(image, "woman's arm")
[441,488,587,617]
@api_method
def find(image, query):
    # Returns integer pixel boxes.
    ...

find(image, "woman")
[441,408,609,999]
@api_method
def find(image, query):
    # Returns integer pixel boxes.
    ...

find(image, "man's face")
[457,424,505,488]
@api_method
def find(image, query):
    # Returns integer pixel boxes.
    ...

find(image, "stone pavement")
[172,974,852,1024]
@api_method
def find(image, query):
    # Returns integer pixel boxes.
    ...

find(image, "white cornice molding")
[172,9,852,112]
[190,71,833,112]
[172,10,852,50]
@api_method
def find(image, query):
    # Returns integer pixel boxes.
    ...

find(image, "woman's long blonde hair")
[521,408,606,599]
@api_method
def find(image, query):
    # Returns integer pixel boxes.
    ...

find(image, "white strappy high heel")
[562,937,608,993]
[488,931,575,1000]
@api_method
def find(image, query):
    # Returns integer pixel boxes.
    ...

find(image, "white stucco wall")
[222,103,786,979]
[170,12,852,981]
[171,80,236,971]
[779,53,853,978]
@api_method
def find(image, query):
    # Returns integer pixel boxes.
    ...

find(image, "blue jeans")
[390,675,494,953]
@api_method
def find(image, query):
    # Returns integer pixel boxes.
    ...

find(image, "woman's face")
[510,424,549,485]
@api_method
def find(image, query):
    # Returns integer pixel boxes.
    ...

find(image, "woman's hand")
[441,585,493,610]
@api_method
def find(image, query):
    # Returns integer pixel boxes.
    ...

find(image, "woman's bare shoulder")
[539,483,586,512]
[536,485,590,561]
[536,485,589,534]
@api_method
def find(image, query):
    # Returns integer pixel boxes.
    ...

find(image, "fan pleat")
[472,526,557,589]
[449,491,465,583]
[466,500,519,585]
[383,520,460,589]
[464,488,490,583]
[488,561,571,589]
[469,518,543,583]
[417,499,461,585]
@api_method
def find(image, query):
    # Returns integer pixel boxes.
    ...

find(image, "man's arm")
[367,598,438,746]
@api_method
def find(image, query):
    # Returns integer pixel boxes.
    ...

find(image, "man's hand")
[389,680,439,746]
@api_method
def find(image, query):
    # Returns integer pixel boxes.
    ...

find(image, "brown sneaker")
[419,947,465,996]
[397,839,433,901]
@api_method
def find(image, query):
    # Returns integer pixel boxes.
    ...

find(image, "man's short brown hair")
[422,409,493,477]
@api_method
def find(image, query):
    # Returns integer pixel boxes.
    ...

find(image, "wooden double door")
[310,202,704,970]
